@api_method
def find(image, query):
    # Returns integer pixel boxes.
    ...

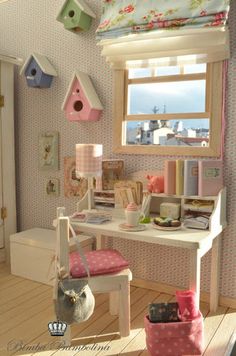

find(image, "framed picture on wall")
[64,156,88,198]
[39,131,59,170]
[45,178,60,197]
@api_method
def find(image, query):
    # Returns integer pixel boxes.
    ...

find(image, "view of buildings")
[126,116,209,147]
[126,73,209,147]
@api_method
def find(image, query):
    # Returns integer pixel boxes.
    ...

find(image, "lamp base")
[76,189,95,213]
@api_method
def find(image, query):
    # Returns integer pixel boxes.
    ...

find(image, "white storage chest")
[10,228,94,285]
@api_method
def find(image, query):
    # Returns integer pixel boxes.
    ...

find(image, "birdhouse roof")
[62,71,103,111]
[20,53,57,76]
[57,0,96,21]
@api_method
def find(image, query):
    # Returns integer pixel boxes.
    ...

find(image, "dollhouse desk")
[71,188,226,312]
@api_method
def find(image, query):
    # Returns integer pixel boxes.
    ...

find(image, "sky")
[127,64,209,130]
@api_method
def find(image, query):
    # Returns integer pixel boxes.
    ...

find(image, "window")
[113,62,223,157]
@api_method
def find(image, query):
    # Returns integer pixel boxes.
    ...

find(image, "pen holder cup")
[144,312,204,356]
[125,209,142,227]
[176,290,198,320]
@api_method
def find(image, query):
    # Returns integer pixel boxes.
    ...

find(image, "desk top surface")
[71,219,222,250]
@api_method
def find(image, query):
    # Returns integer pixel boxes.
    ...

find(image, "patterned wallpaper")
[0,0,235,298]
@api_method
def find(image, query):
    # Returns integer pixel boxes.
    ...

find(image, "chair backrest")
[56,207,70,276]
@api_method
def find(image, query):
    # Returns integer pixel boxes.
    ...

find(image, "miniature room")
[0,0,235,355]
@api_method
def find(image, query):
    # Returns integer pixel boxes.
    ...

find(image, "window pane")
[127,80,206,115]
[184,63,206,74]
[155,66,180,76]
[128,68,152,79]
[125,119,209,147]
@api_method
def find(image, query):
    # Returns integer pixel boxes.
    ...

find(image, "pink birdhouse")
[62,71,103,122]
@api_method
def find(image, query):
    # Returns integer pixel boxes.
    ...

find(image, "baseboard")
[0,248,5,263]
[131,278,236,309]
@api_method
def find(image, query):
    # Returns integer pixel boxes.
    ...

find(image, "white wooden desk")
[71,218,222,312]
[71,188,227,312]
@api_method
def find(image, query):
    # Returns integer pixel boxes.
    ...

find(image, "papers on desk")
[70,210,112,224]
[184,216,209,230]
[70,212,87,223]
[86,216,111,224]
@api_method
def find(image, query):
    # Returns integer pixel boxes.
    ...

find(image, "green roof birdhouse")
[56,0,96,32]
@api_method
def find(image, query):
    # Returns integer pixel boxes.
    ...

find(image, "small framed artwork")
[39,131,59,170]
[102,159,124,190]
[64,156,88,198]
[45,178,60,197]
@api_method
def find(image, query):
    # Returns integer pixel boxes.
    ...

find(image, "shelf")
[151,193,218,200]
[150,187,227,233]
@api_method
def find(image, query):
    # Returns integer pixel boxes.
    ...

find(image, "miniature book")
[198,160,223,196]
[183,199,214,213]
[70,210,112,224]
[148,303,180,323]
[70,212,87,223]
[184,215,209,230]
[102,160,124,190]
[94,190,115,208]
[176,159,184,196]
[184,160,198,196]
[164,160,176,195]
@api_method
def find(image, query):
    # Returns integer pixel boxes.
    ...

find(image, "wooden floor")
[0,264,235,356]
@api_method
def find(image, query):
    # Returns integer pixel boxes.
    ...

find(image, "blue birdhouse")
[20,53,57,88]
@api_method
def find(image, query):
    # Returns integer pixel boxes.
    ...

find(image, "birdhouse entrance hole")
[73,100,83,112]
[31,68,37,76]
[69,10,75,18]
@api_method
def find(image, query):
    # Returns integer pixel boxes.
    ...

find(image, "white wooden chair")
[53,207,132,345]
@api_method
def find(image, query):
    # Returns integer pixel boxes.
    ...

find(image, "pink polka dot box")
[144,312,204,355]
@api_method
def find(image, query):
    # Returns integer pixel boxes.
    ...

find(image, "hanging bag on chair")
[54,222,95,325]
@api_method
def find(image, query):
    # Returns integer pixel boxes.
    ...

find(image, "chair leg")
[62,325,71,346]
[118,280,130,337]
[109,291,119,315]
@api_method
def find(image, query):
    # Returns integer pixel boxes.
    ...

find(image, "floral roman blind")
[96,0,230,69]
[97,0,230,39]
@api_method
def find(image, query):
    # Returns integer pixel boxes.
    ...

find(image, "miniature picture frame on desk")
[102,159,124,190]
[64,156,88,198]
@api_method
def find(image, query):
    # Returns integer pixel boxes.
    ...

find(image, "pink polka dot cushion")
[70,249,129,278]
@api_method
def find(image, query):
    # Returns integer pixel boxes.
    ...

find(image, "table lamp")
[76,144,103,212]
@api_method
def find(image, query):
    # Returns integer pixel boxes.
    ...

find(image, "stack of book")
[70,210,112,224]
[94,190,115,208]
[183,200,214,213]
[184,215,209,230]
[86,210,112,224]
[164,159,223,196]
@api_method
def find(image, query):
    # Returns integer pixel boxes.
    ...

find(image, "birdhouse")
[56,0,96,32]
[62,71,103,122]
[20,53,57,88]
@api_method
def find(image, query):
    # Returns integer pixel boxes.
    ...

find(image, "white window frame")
[113,61,223,157]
